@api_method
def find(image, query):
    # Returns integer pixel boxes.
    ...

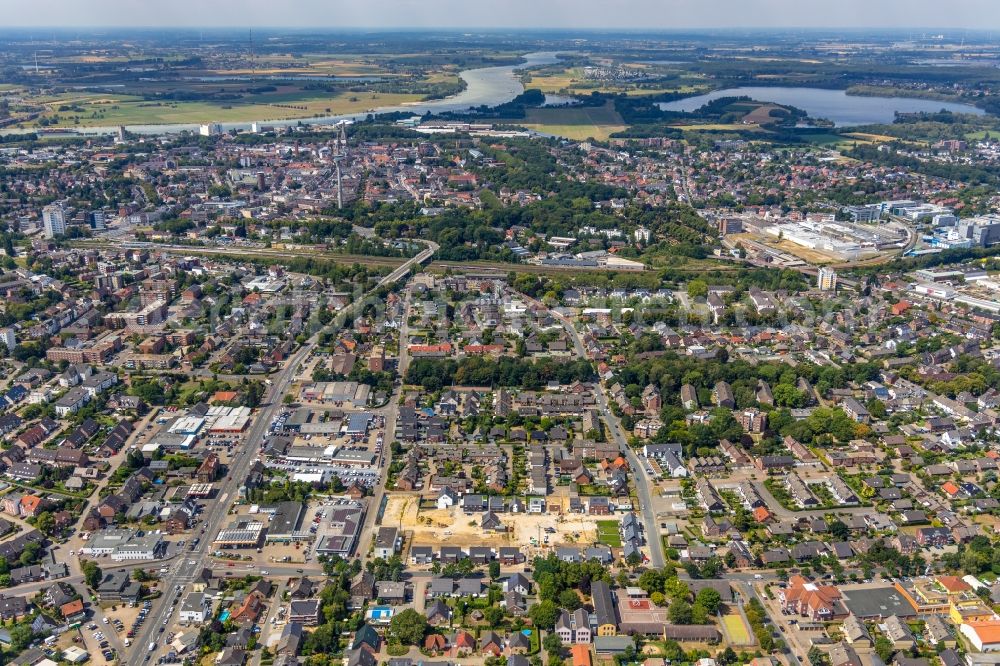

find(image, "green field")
[522,101,627,140]
[721,612,752,645]
[596,520,622,547]
[20,90,423,129]
[524,65,709,98]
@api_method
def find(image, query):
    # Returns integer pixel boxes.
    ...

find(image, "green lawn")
[578,484,611,497]
[596,520,622,547]
[525,629,540,655]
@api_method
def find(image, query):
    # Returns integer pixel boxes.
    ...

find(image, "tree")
[700,557,723,579]
[664,577,690,601]
[828,520,850,540]
[695,587,722,614]
[9,624,32,651]
[875,636,895,663]
[389,608,427,645]
[483,606,505,628]
[126,449,145,471]
[20,541,40,567]
[543,632,564,659]
[668,599,693,625]
[638,569,667,595]
[82,560,103,590]
[687,279,708,299]
[35,511,54,536]
[489,560,501,581]
[867,398,887,420]
[772,384,803,408]
[558,589,582,611]
[527,599,559,630]
[691,602,709,624]
[244,382,265,408]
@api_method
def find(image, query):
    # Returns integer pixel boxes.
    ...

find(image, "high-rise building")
[199,123,223,137]
[90,211,106,230]
[42,204,66,238]
[0,328,15,351]
[717,216,743,235]
[817,267,838,291]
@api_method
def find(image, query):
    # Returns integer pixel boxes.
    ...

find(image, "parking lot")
[79,619,119,662]
[260,409,386,488]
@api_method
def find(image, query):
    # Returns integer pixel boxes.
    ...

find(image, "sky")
[2,0,999,30]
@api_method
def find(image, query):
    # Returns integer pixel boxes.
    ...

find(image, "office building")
[90,211,106,231]
[957,216,1000,247]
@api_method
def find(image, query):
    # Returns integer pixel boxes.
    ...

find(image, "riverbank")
[844,84,976,106]
[0,51,562,137]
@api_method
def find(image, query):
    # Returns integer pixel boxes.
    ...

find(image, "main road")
[126,242,436,665]
[517,290,666,568]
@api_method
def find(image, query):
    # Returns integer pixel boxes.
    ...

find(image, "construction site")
[382,495,610,554]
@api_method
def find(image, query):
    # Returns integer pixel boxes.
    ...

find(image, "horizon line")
[0,25,997,32]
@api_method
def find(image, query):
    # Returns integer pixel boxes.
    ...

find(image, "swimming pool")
[368,606,392,620]
[219,610,231,622]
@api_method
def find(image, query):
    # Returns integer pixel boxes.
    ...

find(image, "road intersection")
[125,242,436,665]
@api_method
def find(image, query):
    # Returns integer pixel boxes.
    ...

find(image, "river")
[13,51,561,137]
[657,86,985,126]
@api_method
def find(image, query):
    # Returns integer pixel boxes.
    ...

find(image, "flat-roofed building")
[215,520,265,549]
[265,502,306,542]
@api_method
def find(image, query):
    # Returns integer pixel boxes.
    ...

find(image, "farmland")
[522,100,627,140]
[17,89,423,128]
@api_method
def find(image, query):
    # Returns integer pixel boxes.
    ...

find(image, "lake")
[657,86,985,126]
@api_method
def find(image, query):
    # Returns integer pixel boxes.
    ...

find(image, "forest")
[404,356,596,391]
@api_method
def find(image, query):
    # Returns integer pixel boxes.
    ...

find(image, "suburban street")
[126,241,436,665]
[544,297,666,568]
[127,340,315,665]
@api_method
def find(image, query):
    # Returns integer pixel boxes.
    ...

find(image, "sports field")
[721,612,753,646]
